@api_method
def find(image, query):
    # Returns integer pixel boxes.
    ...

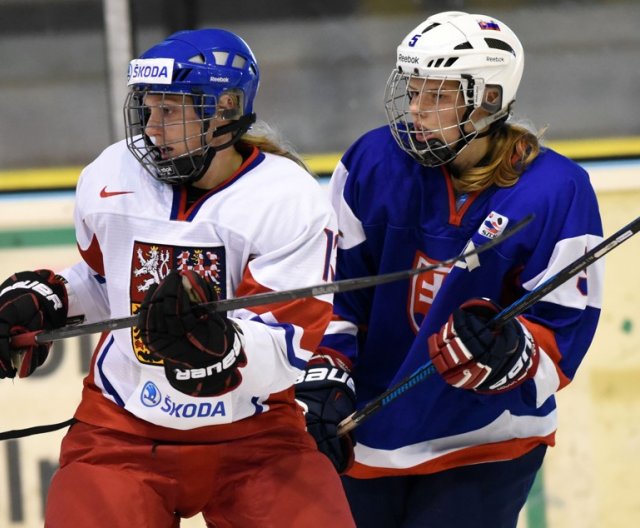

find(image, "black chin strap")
[170,113,258,185]
[212,113,256,142]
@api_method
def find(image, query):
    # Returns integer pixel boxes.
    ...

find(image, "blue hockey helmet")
[124,29,260,184]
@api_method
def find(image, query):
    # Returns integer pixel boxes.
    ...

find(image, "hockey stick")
[9,214,534,348]
[0,214,532,441]
[489,214,640,328]
[0,418,75,441]
[337,215,640,436]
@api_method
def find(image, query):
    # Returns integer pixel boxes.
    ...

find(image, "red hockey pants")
[45,421,355,527]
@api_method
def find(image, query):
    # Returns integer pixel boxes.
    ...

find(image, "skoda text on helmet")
[124,29,260,184]
[384,12,524,167]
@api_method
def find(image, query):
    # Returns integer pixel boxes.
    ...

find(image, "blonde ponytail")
[453,124,542,194]
[240,121,313,175]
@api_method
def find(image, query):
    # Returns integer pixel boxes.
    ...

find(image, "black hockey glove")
[295,362,357,473]
[0,270,68,379]
[138,270,247,397]
[428,298,539,393]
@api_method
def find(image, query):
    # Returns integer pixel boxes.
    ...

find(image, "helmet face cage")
[384,71,482,167]
[124,29,260,185]
[124,89,219,185]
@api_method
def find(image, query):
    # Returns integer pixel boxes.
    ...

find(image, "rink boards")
[0,158,638,528]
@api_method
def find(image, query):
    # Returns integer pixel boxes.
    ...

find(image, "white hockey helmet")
[384,12,524,166]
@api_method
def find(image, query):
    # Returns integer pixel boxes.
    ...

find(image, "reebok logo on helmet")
[398,53,420,64]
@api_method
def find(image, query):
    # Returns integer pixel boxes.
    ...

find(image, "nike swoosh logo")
[100,186,134,198]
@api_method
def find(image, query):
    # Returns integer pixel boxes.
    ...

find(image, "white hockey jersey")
[61,140,338,441]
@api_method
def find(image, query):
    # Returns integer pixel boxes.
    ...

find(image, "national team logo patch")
[478,20,500,31]
[129,241,227,364]
[479,211,509,239]
[407,251,453,334]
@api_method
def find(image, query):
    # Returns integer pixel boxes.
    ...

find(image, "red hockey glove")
[428,298,539,393]
[0,270,68,379]
[138,270,247,397]
[295,362,357,473]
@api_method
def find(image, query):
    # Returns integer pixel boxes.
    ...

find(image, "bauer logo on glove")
[173,335,245,382]
[138,269,247,397]
[0,278,66,311]
[0,270,68,379]
[295,361,357,473]
[296,365,356,393]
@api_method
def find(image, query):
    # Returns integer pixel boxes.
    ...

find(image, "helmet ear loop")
[471,85,509,138]
[202,90,254,154]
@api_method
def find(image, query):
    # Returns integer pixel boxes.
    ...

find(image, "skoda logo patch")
[141,381,162,407]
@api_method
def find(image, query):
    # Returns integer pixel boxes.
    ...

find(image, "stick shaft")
[13,214,534,346]
[338,361,437,436]
[337,215,640,436]
[491,215,640,327]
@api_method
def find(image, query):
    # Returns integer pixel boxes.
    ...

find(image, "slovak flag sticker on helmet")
[479,211,509,239]
[478,20,501,31]
[127,58,175,86]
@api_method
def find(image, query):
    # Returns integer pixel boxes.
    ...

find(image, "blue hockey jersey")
[321,125,604,478]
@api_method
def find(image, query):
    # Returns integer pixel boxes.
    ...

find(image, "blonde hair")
[239,120,313,175]
[452,123,543,194]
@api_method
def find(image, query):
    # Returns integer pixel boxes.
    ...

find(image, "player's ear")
[480,85,503,114]
[216,90,244,120]
[218,93,236,109]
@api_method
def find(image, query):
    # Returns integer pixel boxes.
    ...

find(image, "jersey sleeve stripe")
[348,410,557,477]
[522,234,605,309]
[78,234,105,277]
[234,266,333,357]
[329,162,366,250]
